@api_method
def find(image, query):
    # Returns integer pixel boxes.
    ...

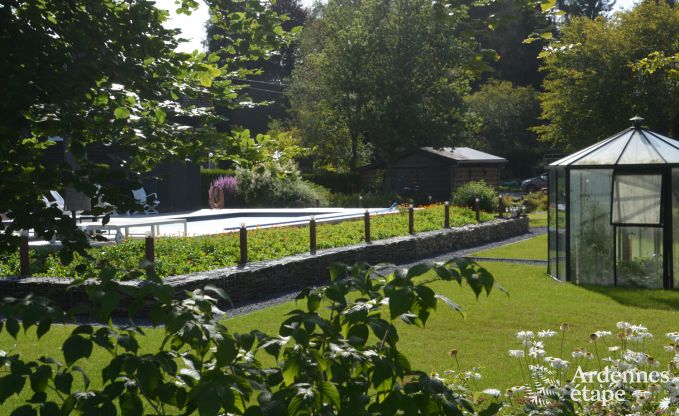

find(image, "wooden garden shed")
[361,147,507,201]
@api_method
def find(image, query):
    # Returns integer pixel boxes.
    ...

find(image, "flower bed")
[0,205,493,279]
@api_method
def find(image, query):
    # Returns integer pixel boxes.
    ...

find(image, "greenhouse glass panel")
[548,170,558,278]
[612,174,662,225]
[616,227,663,288]
[645,134,679,163]
[570,170,614,285]
[557,169,567,281]
[617,132,664,164]
[673,169,679,288]
[572,134,629,165]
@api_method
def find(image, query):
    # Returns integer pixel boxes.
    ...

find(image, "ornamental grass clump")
[208,175,238,208]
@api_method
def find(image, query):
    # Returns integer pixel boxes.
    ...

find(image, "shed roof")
[549,117,679,167]
[420,147,507,164]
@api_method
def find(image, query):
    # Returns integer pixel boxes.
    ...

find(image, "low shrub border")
[0,217,528,313]
[1,205,493,279]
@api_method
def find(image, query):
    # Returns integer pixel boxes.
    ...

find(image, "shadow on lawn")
[582,284,679,311]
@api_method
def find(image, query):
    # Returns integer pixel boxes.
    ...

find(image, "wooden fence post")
[364,210,371,243]
[444,201,450,228]
[145,233,155,274]
[239,224,248,265]
[309,217,317,254]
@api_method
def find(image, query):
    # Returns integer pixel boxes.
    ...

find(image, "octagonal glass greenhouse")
[548,117,679,289]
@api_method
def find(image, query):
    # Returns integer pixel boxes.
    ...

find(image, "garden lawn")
[4,262,679,411]
[0,205,492,279]
[528,211,547,227]
[223,262,679,388]
[471,234,547,260]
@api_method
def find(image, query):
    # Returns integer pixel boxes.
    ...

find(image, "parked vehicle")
[521,173,548,193]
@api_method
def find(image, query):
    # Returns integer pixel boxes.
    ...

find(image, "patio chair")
[132,187,160,215]
[43,190,65,211]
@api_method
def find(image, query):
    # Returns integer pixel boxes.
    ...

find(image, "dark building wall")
[453,165,502,190]
[146,162,202,213]
[386,152,451,201]
[373,151,504,201]
[43,142,201,213]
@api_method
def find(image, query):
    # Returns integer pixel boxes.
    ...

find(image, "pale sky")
[155,0,639,53]
[154,0,315,53]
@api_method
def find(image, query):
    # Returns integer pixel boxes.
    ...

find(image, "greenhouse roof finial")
[630,116,644,129]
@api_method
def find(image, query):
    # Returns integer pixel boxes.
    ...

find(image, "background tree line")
[218,0,679,183]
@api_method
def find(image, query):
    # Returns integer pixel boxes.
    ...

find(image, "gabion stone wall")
[0,217,529,313]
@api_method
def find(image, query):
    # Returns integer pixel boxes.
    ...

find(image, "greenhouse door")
[614,227,663,288]
[612,172,667,289]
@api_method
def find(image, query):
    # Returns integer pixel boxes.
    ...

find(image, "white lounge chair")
[42,191,66,211]
[132,188,160,214]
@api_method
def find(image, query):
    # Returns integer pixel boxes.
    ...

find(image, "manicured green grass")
[471,234,547,260]
[224,262,679,388]
[4,261,679,411]
[528,211,547,227]
[0,205,492,279]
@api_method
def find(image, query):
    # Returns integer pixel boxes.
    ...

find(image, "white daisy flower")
[548,358,569,370]
[529,347,545,358]
[532,340,545,349]
[517,331,535,341]
[658,397,671,411]
[665,378,679,392]
[538,330,557,338]
[632,390,652,403]
[482,388,501,398]
[506,385,527,397]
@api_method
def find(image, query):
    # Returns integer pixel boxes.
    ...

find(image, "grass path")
[471,234,547,260]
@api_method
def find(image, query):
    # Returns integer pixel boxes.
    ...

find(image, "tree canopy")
[287,0,485,171]
[473,0,552,88]
[0,0,286,256]
[557,0,616,20]
[535,1,679,150]
[206,0,307,135]
[465,80,544,178]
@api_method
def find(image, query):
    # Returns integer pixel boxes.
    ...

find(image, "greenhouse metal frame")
[547,118,679,289]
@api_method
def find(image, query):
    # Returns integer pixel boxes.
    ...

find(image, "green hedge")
[302,171,361,194]
[0,205,492,279]
[327,192,401,208]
